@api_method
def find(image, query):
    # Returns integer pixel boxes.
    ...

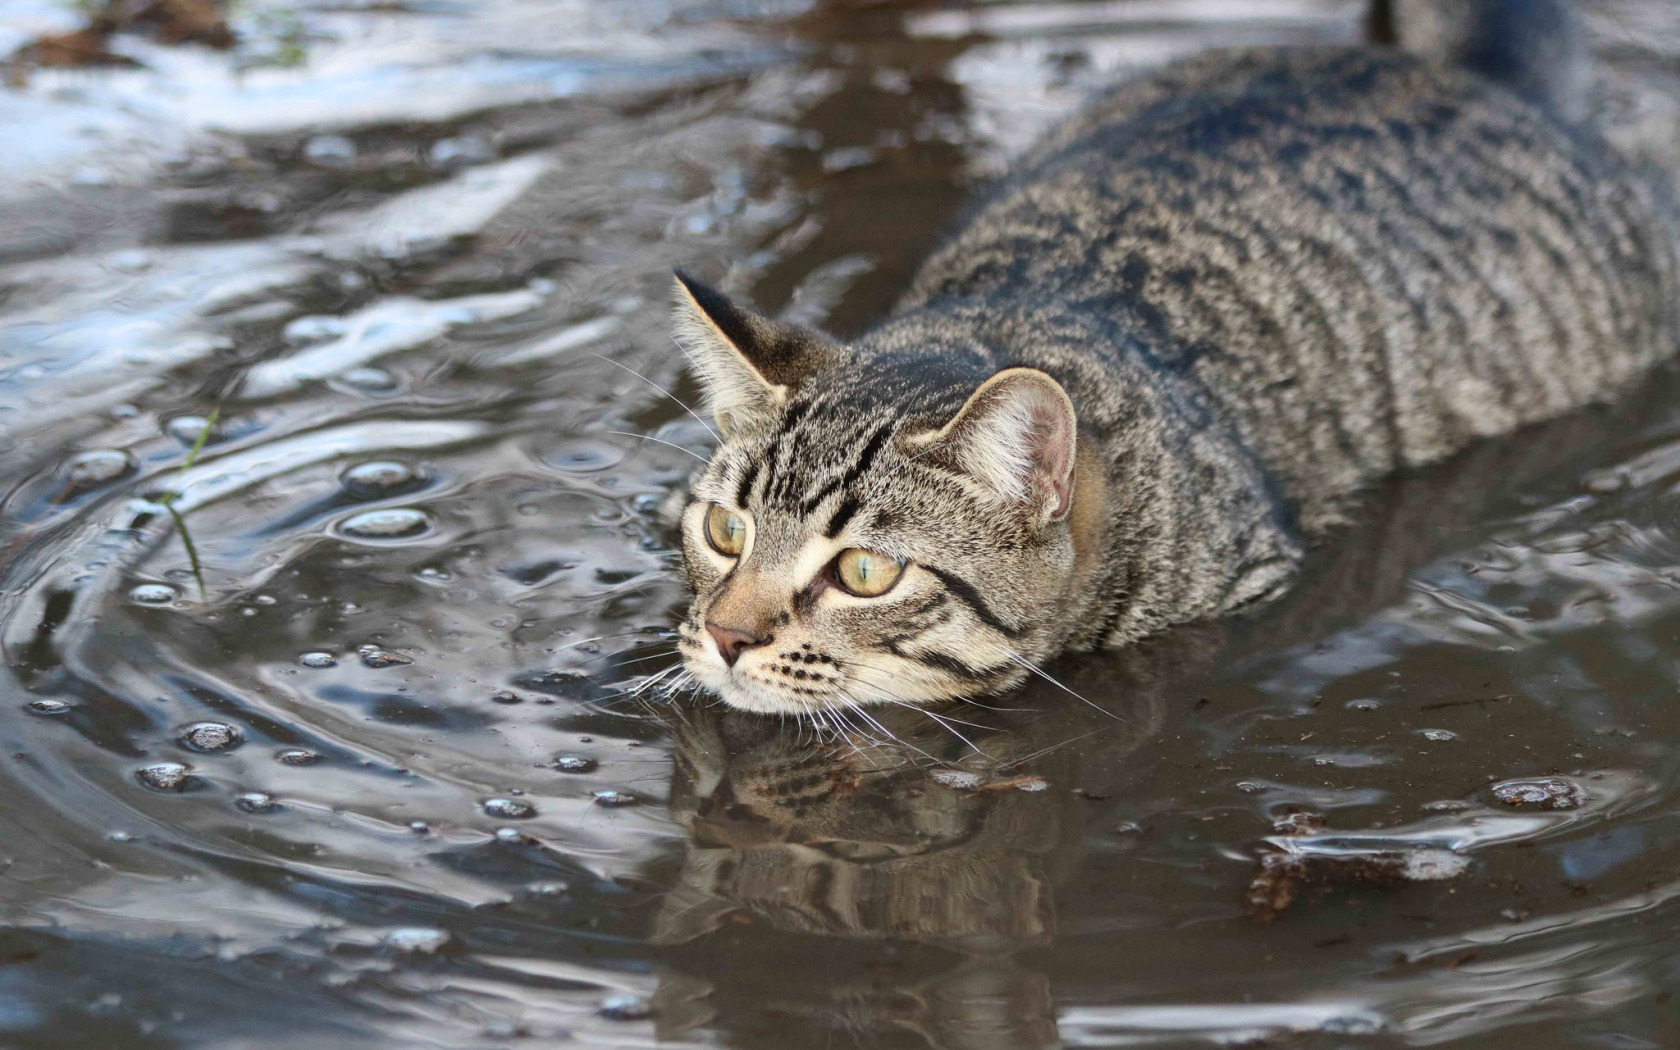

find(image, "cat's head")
[670,272,1086,714]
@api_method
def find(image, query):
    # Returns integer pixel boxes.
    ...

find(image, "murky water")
[3,1,1680,1047]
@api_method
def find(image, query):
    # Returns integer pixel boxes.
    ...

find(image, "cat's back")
[900,46,1680,527]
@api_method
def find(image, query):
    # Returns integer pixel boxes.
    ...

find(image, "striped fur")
[674,15,1680,715]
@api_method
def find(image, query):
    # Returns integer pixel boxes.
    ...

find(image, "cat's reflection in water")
[645,662,1169,1050]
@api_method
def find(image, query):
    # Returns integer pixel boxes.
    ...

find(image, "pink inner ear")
[1026,389,1076,519]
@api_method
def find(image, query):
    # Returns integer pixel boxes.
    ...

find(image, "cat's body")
[671,0,1680,714]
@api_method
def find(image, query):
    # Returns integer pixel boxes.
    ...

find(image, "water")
[2,1,1679,1047]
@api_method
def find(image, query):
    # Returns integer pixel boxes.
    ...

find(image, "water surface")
[3,0,1680,1046]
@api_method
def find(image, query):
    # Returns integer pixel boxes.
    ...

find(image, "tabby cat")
[671,0,1680,714]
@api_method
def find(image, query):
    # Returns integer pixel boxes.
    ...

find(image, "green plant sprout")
[157,406,220,599]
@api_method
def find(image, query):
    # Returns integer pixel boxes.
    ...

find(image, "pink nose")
[706,623,769,667]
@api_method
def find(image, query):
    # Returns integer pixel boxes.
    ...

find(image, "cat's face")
[670,273,1082,715]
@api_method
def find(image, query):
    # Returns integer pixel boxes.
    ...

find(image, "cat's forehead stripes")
[731,395,905,523]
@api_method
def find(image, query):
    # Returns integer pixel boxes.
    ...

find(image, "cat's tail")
[1370,0,1594,125]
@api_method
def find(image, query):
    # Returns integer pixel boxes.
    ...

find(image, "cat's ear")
[672,270,843,436]
[909,368,1078,521]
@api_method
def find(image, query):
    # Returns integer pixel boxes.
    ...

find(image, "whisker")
[605,430,708,462]
[1004,650,1124,721]
[592,353,720,444]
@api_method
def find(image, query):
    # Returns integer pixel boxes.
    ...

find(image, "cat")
[670,0,1680,715]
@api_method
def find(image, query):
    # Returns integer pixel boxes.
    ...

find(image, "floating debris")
[181,722,242,752]
[930,769,983,791]
[1491,776,1585,811]
[358,645,412,669]
[483,798,537,820]
[135,762,193,791]
[235,792,277,814]
[1248,847,1469,921]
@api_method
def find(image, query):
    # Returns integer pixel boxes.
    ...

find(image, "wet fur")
[673,1,1680,713]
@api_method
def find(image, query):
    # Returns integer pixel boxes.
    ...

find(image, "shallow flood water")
[4,0,1680,1047]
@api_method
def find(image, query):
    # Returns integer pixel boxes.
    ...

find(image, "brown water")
[3,1,1680,1047]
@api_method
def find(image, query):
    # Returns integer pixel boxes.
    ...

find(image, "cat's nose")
[706,622,769,667]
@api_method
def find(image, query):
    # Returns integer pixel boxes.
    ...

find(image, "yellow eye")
[704,504,748,556]
[834,548,904,597]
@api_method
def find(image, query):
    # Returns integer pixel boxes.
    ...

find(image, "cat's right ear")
[672,270,843,436]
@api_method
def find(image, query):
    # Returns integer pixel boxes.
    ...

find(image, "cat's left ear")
[672,270,843,436]
[909,368,1078,521]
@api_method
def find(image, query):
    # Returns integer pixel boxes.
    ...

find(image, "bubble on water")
[129,583,179,605]
[236,792,277,814]
[483,798,537,819]
[591,789,638,808]
[490,690,523,705]
[409,821,430,834]
[338,508,433,541]
[65,449,136,490]
[304,134,356,167]
[1417,728,1459,742]
[254,594,277,606]
[1233,780,1264,793]
[181,722,242,752]
[598,995,652,1021]
[358,645,411,668]
[337,366,399,392]
[383,927,449,954]
[26,699,70,715]
[494,827,527,843]
[276,749,320,766]
[528,880,568,896]
[1491,776,1585,810]
[136,762,193,791]
[553,755,597,774]
[165,415,214,444]
[340,461,427,500]
[298,651,337,669]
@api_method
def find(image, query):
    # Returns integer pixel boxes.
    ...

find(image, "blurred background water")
[2,0,1680,1047]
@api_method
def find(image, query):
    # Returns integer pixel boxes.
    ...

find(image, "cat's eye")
[834,548,904,597]
[704,504,748,556]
